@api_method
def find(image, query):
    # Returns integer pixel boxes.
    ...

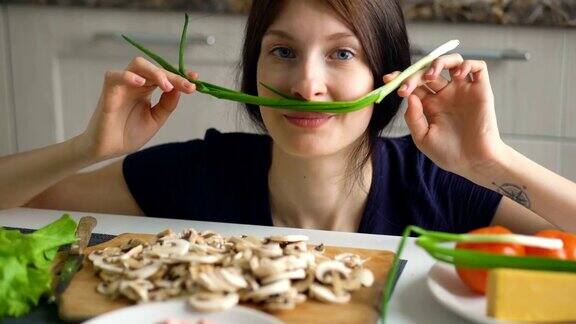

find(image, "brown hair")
[237,0,411,179]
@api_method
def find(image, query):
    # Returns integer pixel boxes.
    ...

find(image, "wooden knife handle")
[70,216,97,254]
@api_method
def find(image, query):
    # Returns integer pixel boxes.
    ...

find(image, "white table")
[0,207,470,323]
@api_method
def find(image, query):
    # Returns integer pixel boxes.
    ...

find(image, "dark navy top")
[123,129,502,235]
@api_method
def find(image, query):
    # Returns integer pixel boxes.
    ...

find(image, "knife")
[55,216,97,297]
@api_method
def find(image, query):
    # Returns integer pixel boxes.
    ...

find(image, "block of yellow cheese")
[487,268,576,322]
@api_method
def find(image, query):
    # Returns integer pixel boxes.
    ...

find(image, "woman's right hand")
[78,56,198,161]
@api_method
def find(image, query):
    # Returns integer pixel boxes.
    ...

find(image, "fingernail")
[134,76,146,86]
[426,68,434,76]
[164,80,174,91]
[399,84,408,92]
[182,80,193,90]
[453,70,461,77]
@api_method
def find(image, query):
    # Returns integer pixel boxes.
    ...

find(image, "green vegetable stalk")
[380,226,576,323]
[123,14,460,113]
[0,214,77,318]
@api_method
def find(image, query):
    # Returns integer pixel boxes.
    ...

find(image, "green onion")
[122,14,460,113]
[178,13,190,76]
[380,226,576,324]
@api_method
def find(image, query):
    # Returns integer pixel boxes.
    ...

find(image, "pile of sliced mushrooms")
[88,228,374,312]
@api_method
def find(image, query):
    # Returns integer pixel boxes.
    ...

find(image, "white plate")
[83,300,282,324]
[426,262,527,324]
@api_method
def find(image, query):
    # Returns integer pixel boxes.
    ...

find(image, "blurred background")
[0,0,575,178]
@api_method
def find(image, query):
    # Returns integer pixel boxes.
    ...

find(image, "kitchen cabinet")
[0,5,16,156]
[6,5,251,153]
[3,5,576,180]
[563,31,576,138]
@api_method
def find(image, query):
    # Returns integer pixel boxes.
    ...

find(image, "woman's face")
[257,0,374,158]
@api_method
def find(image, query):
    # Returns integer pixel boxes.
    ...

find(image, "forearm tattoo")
[492,182,531,209]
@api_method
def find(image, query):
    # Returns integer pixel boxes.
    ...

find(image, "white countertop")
[0,207,471,323]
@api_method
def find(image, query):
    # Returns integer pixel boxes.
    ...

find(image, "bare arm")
[0,135,92,209]
[476,145,576,233]
[25,159,143,216]
[491,196,557,234]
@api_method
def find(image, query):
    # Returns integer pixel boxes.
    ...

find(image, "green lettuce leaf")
[0,214,77,318]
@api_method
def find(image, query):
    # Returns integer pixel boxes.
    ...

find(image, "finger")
[411,85,430,99]
[451,60,472,81]
[103,70,146,88]
[127,57,175,92]
[423,53,464,82]
[423,75,450,93]
[187,70,199,80]
[151,89,181,126]
[453,60,488,83]
[128,57,196,94]
[163,69,197,94]
[404,94,428,144]
[397,70,426,97]
[382,71,401,83]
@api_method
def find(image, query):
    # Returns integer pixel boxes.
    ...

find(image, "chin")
[278,132,341,158]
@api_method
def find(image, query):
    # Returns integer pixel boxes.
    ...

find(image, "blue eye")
[271,47,295,59]
[331,49,354,60]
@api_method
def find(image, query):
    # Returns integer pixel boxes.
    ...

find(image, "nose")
[289,57,328,101]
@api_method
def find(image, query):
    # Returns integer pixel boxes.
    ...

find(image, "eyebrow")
[264,29,357,41]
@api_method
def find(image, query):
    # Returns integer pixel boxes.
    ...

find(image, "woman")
[0,0,574,234]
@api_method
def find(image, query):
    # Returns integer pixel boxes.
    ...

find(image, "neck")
[268,140,372,232]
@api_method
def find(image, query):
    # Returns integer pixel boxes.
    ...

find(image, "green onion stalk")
[123,14,460,113]
[380,226,576,323]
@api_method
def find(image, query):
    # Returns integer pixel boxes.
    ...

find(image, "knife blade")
[55,216,97,297]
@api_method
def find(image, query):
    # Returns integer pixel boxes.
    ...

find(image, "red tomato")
[525,229,576,260]
[455,226,525,295]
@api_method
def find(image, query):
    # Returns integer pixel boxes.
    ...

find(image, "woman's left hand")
[383,54,506,179]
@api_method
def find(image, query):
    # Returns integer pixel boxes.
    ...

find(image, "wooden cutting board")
[56,233,396,323]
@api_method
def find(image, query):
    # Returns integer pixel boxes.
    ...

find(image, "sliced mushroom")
[91,255,124,274]
[120,238,148,251]
[283,241,307,255]
[154,229,180,244]
[248,279,292,303]
[261,268,306,285]
[309,283,351,304]
[99,271,122,283]
[125,261,162,279]
[169,254,224,264]
[120,279,154,303]
[292,269,315,293]
[268,235,309,243]
[218,268,248,289]
[149,238,190,257]
[188,292,239,312]
[179,228,199,243]
[90,226,374,312]
[254,243,283,258]
[357,268,374,287]
[96,280,121,297]
[315,260,352,284]
[335,253,366,268]
[189,243,227,254]
[121,257,150,270]
[198,271,236,293]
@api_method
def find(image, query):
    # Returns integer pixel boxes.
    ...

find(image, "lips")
[283,112,334,128]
